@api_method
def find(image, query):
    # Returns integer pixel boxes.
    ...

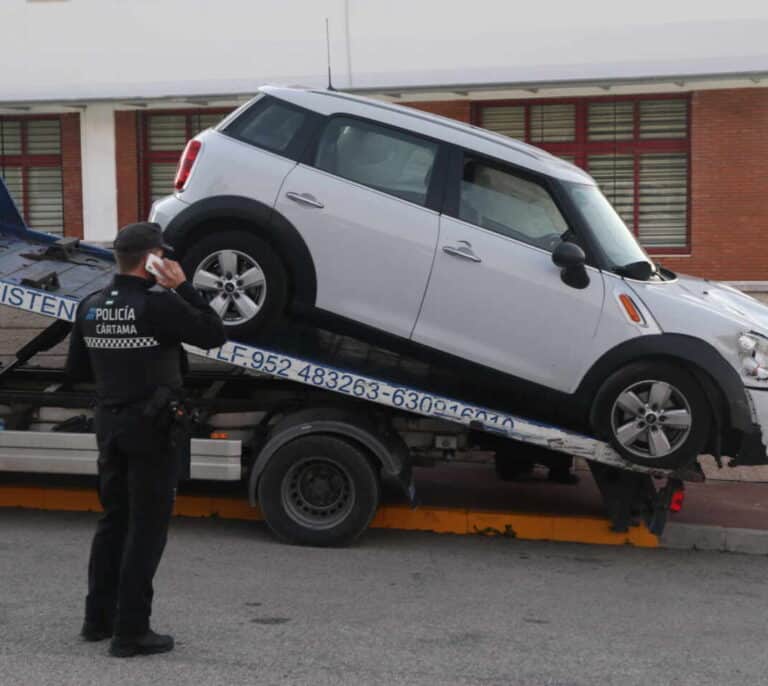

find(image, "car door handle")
[442,241,482,263]
[286,191,324,209]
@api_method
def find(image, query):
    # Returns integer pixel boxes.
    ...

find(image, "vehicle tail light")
[174,140,202,191]
[210,431,230,440]
[669,489,685,512]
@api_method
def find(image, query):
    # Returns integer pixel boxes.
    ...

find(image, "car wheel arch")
[578,334,750,441]
[163,195,317,307]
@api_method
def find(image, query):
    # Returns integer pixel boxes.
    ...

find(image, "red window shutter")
[638,152,688,248]
[480,106,525,140]
[639,100,688,139]
[587,102,634,141]
[529,104,575,142]
[588,154,635,228]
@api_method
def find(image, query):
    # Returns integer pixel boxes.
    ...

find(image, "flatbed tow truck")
[0,177,688,545]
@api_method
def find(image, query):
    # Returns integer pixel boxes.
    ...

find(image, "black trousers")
[85,405,180,638]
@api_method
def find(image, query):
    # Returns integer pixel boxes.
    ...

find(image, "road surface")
[1,510,766,686]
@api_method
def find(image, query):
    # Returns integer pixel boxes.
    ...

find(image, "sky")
[2,0,768,101]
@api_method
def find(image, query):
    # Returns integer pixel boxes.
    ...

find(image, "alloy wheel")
[610,379,692,459]
[192,249,267,325]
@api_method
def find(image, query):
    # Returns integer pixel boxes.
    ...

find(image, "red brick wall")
[659,88,768,280]
[114,111,141,227]
[60,113,83,239]
[402,100,472,123]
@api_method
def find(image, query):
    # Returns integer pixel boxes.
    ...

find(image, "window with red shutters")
[0,116,64,235]
[478,95,690,252]
[139,109,233,217]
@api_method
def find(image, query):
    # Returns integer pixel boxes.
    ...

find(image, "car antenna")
[325,18,336,91]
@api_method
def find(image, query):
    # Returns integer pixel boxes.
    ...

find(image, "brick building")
[2,0,767,284]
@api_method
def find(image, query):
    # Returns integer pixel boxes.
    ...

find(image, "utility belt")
[98,386,194,478]
[142,386,193,431]
[143,386,194,480]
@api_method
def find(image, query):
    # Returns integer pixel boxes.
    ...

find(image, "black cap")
[113,222,173,254]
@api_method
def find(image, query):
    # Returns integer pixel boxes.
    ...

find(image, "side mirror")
[552,241,589,289]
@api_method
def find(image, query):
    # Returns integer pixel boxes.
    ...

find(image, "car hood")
[629,273,768,335]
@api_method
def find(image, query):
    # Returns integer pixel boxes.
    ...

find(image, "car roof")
[259,86,594,185]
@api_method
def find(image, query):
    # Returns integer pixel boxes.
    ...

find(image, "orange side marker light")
[619,294,644,324]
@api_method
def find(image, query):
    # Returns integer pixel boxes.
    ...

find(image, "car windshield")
[564,182,653,276]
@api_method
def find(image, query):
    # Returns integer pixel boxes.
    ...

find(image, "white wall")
[79,104,117,242]
[2,0,767,102]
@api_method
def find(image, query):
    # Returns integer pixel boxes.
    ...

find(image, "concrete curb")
[0,484,658,547]
[661,523,768,555]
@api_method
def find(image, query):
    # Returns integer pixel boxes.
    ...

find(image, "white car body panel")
[412,214,606,391]
[178,129,297,207]
[274,163,440,338]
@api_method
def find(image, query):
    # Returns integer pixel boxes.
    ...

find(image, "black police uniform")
[66,229,226,642]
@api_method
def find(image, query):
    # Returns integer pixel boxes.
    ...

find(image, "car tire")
[592,361,710,470]
[181,231,288,341]
[257,436,381,547]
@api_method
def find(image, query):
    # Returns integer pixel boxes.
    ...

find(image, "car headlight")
[739,333,768,381]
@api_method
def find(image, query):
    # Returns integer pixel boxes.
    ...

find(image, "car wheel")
[257,436,381,547]
[182,231,288,341]
[592,361,710,470]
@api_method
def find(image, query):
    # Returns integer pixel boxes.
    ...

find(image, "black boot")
[81,620,113,642]
[109,630,175,658]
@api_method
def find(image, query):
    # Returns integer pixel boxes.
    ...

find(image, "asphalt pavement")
[1,510,767,686]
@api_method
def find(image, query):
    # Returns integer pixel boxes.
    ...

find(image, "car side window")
[459,156,569,249]
[314,117,438,206]
[224,98,308,156]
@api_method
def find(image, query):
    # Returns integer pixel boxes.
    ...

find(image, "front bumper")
[734,388,768,465]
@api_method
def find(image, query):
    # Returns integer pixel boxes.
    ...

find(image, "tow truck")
[0,176,687,545]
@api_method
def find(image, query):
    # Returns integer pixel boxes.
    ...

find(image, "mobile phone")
[145,253,163,277]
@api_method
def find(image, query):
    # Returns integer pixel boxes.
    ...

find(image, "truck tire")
[592,361,710,470]
[257,435,381,547]
[182,230,288,341]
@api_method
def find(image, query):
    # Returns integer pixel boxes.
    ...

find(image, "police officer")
[66,222,226,657]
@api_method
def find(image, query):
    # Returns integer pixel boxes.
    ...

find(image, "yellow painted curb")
[0,485,658,547]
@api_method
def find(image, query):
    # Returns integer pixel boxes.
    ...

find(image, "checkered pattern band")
[84,336,160,349]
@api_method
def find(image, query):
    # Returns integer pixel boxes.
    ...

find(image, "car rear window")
[224,97,309,156]
[314,117,438,206]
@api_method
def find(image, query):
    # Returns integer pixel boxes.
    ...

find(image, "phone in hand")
[145,253,164,277]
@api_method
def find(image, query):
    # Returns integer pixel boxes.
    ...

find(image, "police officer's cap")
[113,222,173,254]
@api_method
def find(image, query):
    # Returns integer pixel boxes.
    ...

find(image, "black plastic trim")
[578,333,752,433]
[162,195,317,306]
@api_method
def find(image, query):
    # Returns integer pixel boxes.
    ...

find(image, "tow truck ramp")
[0,176,685,538]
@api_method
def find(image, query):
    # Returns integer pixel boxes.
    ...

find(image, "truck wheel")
[592,362,710,470]
[257,436,381,547]
[182,231,288,341]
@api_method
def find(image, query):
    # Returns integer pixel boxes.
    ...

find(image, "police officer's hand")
[154,259,187,290]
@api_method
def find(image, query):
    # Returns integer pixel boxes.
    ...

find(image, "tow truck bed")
[0,177,686,538]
